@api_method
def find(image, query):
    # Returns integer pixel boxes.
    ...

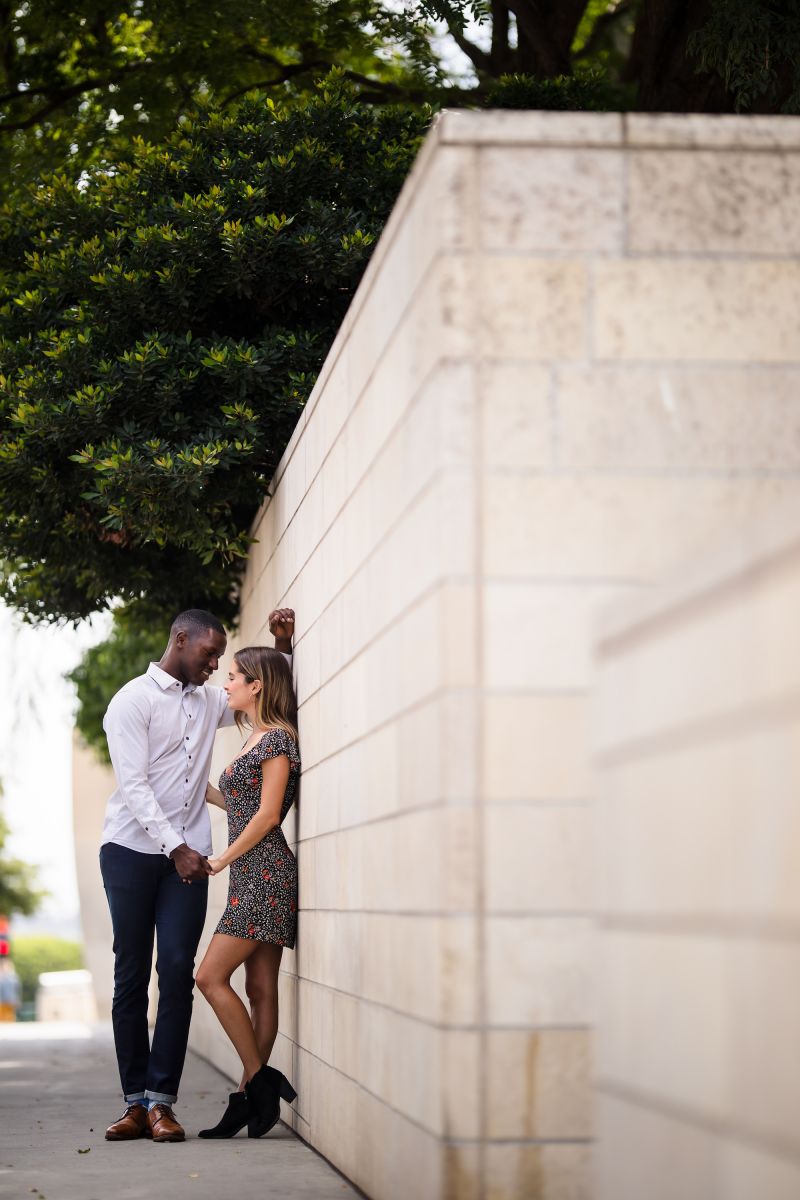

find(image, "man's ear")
[174,630,188,649]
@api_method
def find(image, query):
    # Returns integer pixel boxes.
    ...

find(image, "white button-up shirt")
[101,662,237,858]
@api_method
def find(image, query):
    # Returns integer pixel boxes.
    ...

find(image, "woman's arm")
[208,753,290,872]
[206,781,226,810]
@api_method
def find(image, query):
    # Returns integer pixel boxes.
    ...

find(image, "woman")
[195,645,300,1139]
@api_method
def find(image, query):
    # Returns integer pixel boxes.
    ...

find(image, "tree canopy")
[0,76,428,624]
[2,3,798,191]
[0,1,442,186]
[0,811,46,918]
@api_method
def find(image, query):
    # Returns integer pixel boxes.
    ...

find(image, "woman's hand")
[206,857,226,875]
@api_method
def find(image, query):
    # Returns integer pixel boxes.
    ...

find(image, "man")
[100,606,294,1143]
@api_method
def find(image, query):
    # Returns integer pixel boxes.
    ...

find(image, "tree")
[0,76,429,625]
[0,1,443,188]
[11,935,83,1004]
[3,3,797,198]
[426,0,800,113]
[0,812,46,918]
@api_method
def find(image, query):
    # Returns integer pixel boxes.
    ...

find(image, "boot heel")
[279,1075,297,1104]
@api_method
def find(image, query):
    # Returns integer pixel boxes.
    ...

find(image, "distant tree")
[11,935,84,1005]
[0,76,428,625]
[0,812,46,918]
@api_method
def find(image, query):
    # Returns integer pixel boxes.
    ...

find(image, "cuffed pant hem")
[124,1092,147,1104]
[145,1089,178,1104]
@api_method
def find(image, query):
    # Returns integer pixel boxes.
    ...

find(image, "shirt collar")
[147,662,196,693]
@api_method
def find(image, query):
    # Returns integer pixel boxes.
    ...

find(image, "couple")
[99,606,300,1143]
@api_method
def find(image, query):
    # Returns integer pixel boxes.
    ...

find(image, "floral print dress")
[214,727,300,948]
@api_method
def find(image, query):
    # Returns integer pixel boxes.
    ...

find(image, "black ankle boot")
[197,1090,249,1139]
[245,1065,297,1138]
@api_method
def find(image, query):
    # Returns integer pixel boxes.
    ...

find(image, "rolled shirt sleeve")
[104,692,185,857]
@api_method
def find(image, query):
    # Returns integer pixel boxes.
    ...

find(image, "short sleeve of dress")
[252,727,297,767]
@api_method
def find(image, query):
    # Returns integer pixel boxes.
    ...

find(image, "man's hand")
[269,608,295,653]
[169,844,212,882]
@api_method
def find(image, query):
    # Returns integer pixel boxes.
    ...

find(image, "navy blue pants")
[99,842,208,1104]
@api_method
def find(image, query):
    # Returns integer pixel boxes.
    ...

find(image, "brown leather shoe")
[148,1103,185,1142]
[105,1104,151,1140]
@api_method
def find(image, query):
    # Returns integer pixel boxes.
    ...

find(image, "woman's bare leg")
[195,933,263,1081]
[236,942,283,1091]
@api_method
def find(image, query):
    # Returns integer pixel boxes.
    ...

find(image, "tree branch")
[447,24,492,74]
[0,61,149,118]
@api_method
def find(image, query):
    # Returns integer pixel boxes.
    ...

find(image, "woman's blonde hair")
[232,646,298,743]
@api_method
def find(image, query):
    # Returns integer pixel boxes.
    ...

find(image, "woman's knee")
[244,975,266,1007]
[194,962,223,999]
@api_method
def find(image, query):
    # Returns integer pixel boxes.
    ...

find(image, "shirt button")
[185,736,189,741]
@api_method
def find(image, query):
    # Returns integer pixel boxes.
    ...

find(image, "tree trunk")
[627,0,732,111]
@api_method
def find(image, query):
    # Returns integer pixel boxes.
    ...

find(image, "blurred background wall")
[74,110,800,1199]
[594,502,800,1200]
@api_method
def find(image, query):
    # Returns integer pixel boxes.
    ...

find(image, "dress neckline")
[230,728,280,766]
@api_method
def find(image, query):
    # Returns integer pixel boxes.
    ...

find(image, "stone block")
[556,365,800,471]
[485,803,592,913]
[596,557,800,753]
[487,1028,592,1139]
[484,1143,592,1200]
[624,112,800,150]
[484,695,590,800]
[442,1030,481,1139]
[481,363,553,471]
[595,1092,719,1200]
[481,147,623,252]
[628,151,800,255]
[439,108,623,147]
[479,259,587,360]
[484,474,800,580]
[594,261,800,363]
[597,724,800,922]
[596,930,728,1119]
[484,582,632,691]
[486,917,595,1026]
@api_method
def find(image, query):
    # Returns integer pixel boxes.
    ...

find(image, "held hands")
[206,857,225,875]
[170,844,212,883]
[269,607,295,651]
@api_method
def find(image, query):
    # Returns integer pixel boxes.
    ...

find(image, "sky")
[0,603,111,934]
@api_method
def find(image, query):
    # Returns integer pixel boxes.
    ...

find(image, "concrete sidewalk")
[0,1022,357,1200]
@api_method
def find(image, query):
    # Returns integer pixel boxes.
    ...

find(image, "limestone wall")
[70,108,800,1197]
[186,110,800,1199]
[72,736,115,1020]
[594,500,800,1200]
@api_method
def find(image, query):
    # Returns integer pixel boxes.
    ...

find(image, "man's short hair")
[170,609,226,639]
